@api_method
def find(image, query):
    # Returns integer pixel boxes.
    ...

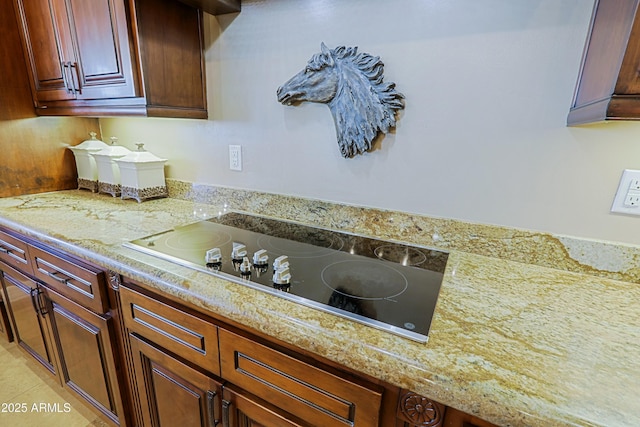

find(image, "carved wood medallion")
[108,270,122,291]
[397,390,445,427]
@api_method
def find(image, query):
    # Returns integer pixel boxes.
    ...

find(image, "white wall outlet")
[229,145,242,171]
[611,169,640,215]
[624,193,640,207]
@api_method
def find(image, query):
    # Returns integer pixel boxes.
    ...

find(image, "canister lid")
[68,132,109,153]
[92,136,131,158]
[114,143,167,164]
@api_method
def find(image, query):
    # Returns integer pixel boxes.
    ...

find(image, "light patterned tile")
[0,354,45,400]
[0,340,98,427]
[0,383,94,427]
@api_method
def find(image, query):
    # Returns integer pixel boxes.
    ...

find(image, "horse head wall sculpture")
[277,43,405,158]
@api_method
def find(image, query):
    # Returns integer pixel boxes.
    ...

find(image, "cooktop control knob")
[252,249,269,266]
[231,242,247,261]
[240,257,252,276]
[273,266,291,287]
[273,255,289,271]
[205,248,222,264]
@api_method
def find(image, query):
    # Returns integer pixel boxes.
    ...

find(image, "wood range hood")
[568,0,640,125]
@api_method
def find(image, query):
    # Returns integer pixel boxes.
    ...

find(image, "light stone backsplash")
[167,178,640,284]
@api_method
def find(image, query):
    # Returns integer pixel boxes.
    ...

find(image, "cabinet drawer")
[29,245,107,313]
[0,229,33,275]
[219,329,383,427]
[120,286,220,376]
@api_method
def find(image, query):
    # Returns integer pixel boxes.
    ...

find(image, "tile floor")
[0,337,109,426]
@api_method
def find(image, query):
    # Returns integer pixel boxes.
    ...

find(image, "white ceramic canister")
[67,132,109,192]
[114,143,168,202]
[91,137,131,197]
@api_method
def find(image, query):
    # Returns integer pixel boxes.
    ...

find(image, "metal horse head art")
[277,43,405,158]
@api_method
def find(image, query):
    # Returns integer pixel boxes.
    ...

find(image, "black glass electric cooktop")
[124,212,448,342]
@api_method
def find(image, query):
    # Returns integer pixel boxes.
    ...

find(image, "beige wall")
[99,0,640,246]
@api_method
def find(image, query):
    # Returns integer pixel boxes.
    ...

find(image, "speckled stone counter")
[0,187,638,427]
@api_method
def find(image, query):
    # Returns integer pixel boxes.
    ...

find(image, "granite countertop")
[0,189,638,427]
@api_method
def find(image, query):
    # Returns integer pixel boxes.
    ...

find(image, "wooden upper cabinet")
[568,0,640,125]
[15,0,139,104]
[14,0,207,119]
[55,0,138,100]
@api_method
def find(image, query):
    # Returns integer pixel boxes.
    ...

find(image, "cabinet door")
[44,285,126,425]
[14,0,72,102]
[0,265,57,376]
[129,333,222,427]
[221,385,308,427]
[16,0,139,103]
[55,0,138,100]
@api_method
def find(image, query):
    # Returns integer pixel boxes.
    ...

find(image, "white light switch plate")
[611,169,640,215]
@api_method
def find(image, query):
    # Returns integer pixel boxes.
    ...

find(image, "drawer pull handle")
[47,270,70,284]
[0,246,8,254]
[222,399,230,427]
[207,390,217,427]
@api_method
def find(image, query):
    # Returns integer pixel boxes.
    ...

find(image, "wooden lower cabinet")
[1,264,58,376]
[43,284,126,425]
[120,282,386,427]
[119,285,220,376]
[219,328,383,427]
[0,234,129,427]
[222,385,308,427]
[129,333,223,427]
[120,282,501,427]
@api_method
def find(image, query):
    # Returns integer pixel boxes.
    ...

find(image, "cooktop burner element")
[321,260,408,300]
[257,235,342,258]
[165,229,232,250]
[374,244,427,266]
[124,212,449,342]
